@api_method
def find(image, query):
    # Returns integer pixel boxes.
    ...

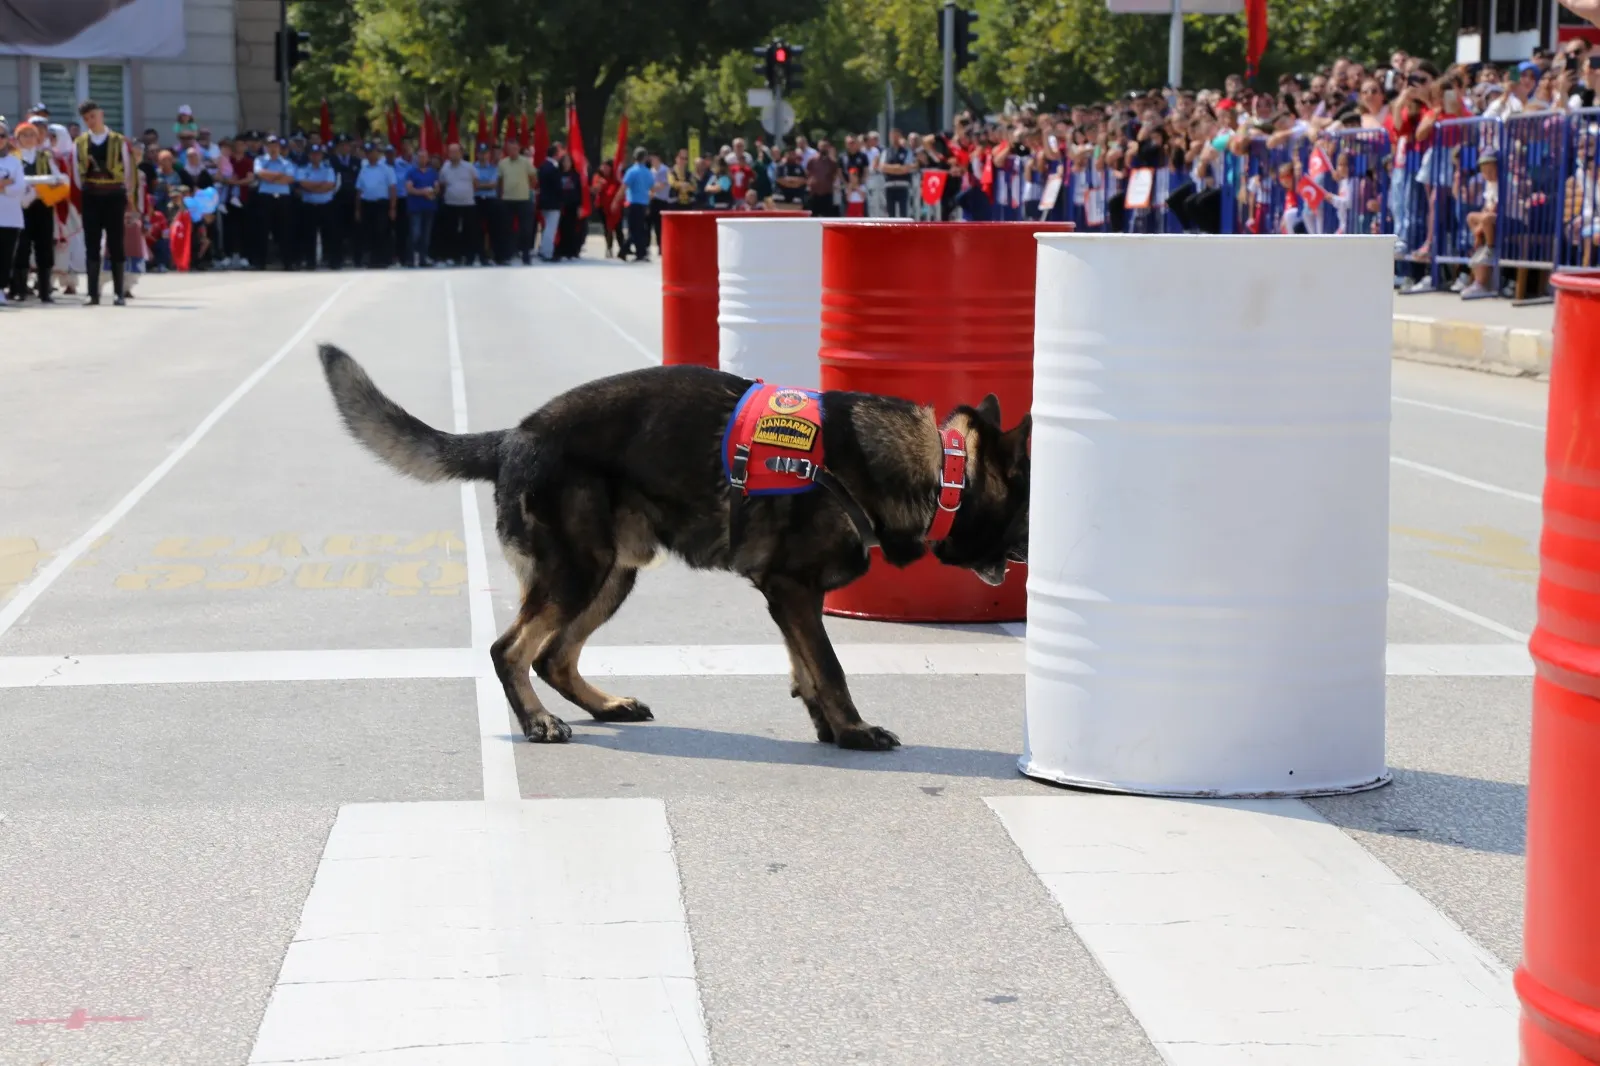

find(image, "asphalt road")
[0,256,1542,1065]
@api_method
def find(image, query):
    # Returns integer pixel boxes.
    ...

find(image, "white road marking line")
[0,643,1535,688]
[445,278,519,802]
[248,800,710,1066]
[1390,455,1541,504]
[545,276,661,363]
[0,281,356,642]
[989,795,1517,1066]
[1392,395,1546,431]
[1389,579,1531,643]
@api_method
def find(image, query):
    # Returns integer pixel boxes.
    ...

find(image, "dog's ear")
[976,394,1002,427]
[1001,413,1032,473]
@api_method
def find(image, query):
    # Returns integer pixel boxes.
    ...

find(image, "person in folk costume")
[123,140,149,293]
[589,158,622,257]
[73,99,134,305]
[48,123,85,297]
[8,118,61,303]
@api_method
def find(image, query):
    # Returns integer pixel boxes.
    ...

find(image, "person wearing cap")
[472,143,502,264]
[330,134,360,269]
[174,105,198,141]
[254,134,297,269]
[73,99,134,305]
[353,141,397,268]
[196,127,221,164]
[296,143,339,269]
[1485,62,1535,119]
[8,118,61,303]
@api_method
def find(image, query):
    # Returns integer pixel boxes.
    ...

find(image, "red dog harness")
[722,381,968,545]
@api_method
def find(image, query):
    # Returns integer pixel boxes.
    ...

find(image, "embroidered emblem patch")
[751,415,819,451]
[768,389,810,415]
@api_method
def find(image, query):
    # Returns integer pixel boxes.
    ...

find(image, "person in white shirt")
[0,120,26,305]
[7,118,61,302]
[436,142,478,265]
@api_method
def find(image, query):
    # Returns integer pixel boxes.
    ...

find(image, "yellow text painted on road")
[115,532,469,595]
[1392,525,1538,584]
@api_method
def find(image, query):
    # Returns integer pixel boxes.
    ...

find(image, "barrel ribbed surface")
[661,211,744,368]
[717,218,824,388]
[1519,273,1600,1065]
[1023,234,1393,796]
[819,222,1070,622]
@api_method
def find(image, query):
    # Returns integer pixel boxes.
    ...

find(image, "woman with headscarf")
[8,119,60,303]
[48,124,85,297]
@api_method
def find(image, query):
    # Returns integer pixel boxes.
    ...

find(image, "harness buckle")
[764,456,817,480]
[730,444,750,490]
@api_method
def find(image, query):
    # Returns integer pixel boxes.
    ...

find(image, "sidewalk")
[1393,291,1554,377]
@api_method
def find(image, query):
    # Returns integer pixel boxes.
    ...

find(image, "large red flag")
[1245,0,1268,80]
[445,108,460,149]
[567,99,591,217]
[423,102,444,156]
[319,98,333,144]
[614,112,629,170]
[531,106,547,162]
[387,96,405,148]
[475,107,488,159]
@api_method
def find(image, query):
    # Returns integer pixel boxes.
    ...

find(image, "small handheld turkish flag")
[1296,174,1326,210]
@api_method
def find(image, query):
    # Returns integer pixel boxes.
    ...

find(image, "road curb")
[1393,313,1551,379]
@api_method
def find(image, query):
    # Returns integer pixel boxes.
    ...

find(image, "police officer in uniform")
[354,141,397,268]
[296,143,339,269]
[329,133,360,268]
[253,135,297,269]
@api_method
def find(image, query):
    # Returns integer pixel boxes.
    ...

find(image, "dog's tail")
[318,344,504,483]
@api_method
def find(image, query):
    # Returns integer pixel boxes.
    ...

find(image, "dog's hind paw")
[526,716,573,743]
[836,725,901,751]
[591,699,654,723]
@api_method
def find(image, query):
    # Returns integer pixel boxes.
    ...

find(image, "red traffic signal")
[774,46,787,63]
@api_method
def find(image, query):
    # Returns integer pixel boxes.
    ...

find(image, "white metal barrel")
[717,217,824,388]
[1023,234,1394,797]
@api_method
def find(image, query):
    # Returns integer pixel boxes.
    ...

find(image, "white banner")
[0,0,185,58]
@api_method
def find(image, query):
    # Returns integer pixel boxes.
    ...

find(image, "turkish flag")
[1296,174,1326,209]
[567,100,591,217]
[387,96,405,148]
[1306,146,1332,180]
[423,103,444,157]
[475,107,487,159]
[319,98,333,145]
[170,211,192,272]
[1245,0,1268,80]
[614,112,629,170]
[921,170,947,205]
[445,108,460,148]
[531,107,547,162]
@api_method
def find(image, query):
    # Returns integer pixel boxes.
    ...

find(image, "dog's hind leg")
[535,565,653,722]
[489,593,571,743]
[761,575,900,751]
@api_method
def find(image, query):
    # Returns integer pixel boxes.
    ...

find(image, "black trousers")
[330,199,355,268]
[0,228,18,299]
[509,199,536,262]
[82,190,127,299]
[648,200,664,248]
[885,185,911,218]
[11,200,55,297]
[806,193,839,217]
[261,195,294,269]
[626,203,650,259]
[300,202,335,269]
[475,200,503,263]
[438,203,473,263]
[359,202,391,267]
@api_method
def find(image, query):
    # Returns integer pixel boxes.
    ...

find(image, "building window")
[33,60,129,132]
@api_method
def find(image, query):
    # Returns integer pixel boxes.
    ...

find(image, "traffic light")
[274,29,310,82]
[752,42,777,89]
[778,43,804,92]
[955,8,979,70]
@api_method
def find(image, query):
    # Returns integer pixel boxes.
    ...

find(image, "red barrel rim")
[1550,273,1600,295]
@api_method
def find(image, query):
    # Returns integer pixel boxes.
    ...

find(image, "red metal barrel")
[1521,273,1600,1065]
[662,210,804,368]
[819,220,1072,622]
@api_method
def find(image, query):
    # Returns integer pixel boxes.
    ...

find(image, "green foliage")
[289,0,1454,154]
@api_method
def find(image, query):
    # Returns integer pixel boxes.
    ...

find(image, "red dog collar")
[927,427,967,542]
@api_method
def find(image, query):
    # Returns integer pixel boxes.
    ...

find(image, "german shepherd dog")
[319,346,1031,751]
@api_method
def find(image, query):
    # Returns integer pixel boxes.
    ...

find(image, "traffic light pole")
[278,0,290,136]
[941,1,955,133]
[1168,0,1183,89]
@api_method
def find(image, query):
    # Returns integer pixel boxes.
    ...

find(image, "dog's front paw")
[526,715,573,743]
[836,725,900,751]
[591,699,654,723]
